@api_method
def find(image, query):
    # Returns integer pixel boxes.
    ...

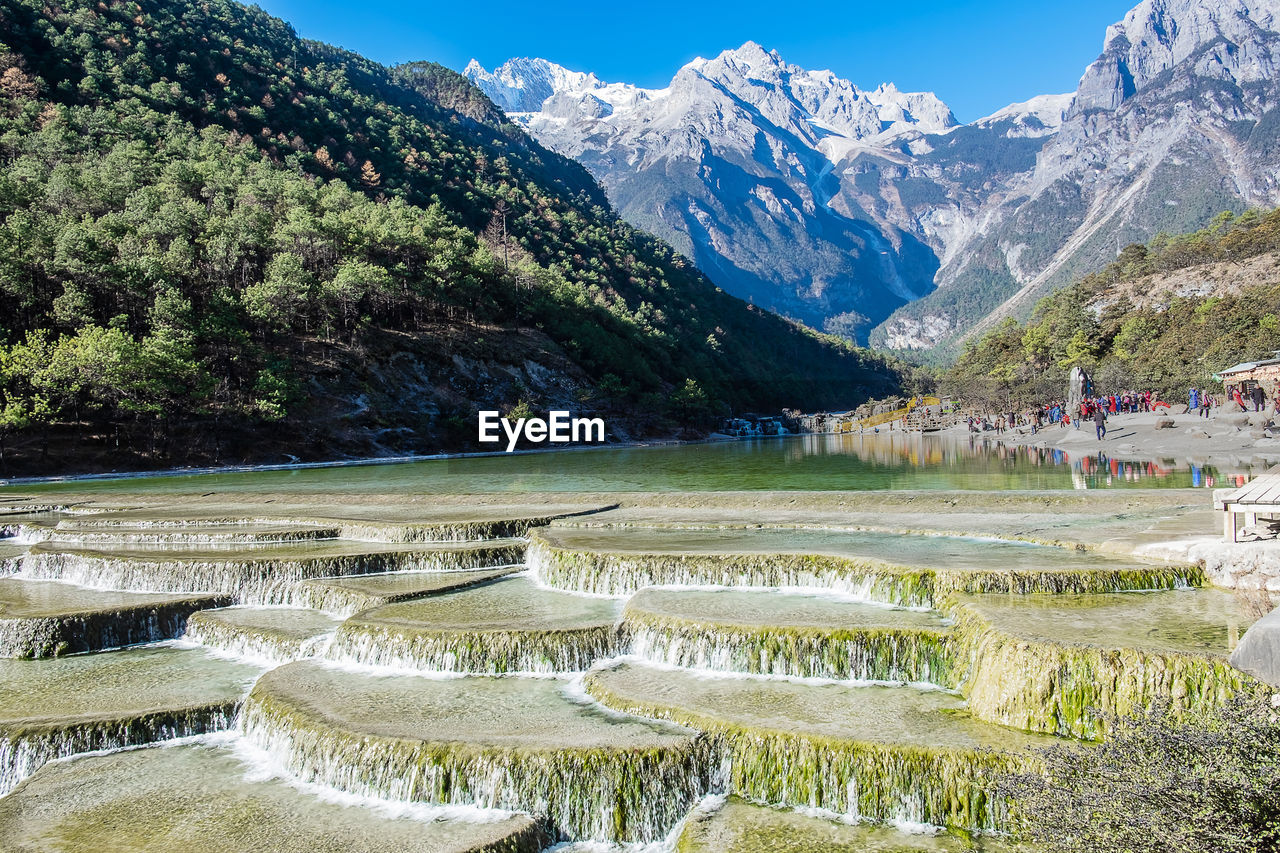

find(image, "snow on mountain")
[462,43,959,337]
[974,93,1075,136]
[465,43,956,149]
[1075,0,1280,112]
[463,0,1280,352]
[463,57,664,118]
[876,0,1280,352]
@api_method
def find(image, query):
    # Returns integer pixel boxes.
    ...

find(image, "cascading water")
[0,592,228,659]
[182,607,338,665]
[946,593,1257,739]
[291,567,519,617]
[0,706,240,796]
[238,663,718,843]
[625,621,954,684]
[526,537,926,604]
[0,501,1238,850]
[322,574,624,674]
[326,622,621,674]
[527,534,1201,605]
[17,542,524,605]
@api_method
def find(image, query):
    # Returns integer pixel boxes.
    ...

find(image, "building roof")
[1215,355,1280,380]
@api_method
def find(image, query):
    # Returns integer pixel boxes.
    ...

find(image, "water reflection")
[782,432,1246,491]
[3,431,1258,495]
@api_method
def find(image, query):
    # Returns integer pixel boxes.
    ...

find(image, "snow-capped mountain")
[466,43,957,337]
[973,93,1074,137]
[465,0,1280,351]
[877,0,1280,351]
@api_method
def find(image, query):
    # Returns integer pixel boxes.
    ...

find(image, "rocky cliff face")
[876,0,1280,354]
[466,0,1280,353]
[467,43,956,340]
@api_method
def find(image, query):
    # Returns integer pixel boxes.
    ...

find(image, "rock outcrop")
[466,0,1280,352]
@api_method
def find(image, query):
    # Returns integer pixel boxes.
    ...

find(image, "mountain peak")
[975,92,1074,135]
[723,40,778,63]
[463,57,601,113]
[1075,0,1280,111]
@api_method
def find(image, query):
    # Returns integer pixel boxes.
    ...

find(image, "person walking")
[1189,387,1198,413]
[1093,404,1107,441]
[1200,391,1212,418]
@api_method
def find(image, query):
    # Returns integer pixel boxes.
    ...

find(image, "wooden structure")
[1216,466,1280,542]
[1216,353,1280,399]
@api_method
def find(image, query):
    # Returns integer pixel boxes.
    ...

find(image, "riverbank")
[0,434,706,489]
[942,409,1280,472]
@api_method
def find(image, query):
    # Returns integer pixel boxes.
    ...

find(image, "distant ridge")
[466,0,1280,356]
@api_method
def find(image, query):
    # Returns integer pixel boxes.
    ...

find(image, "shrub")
[1003,693,1280,853]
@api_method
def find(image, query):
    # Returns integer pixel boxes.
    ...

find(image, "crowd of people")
[967,384,1280,441]
[968,390,1162,439]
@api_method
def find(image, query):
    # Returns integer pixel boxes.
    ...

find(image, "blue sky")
[252,0,1133,122]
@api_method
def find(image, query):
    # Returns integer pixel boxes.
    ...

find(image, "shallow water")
[0,739,541,853]
[587,661,1054,752]
[326,576,624,674]
[679,797,1023,853]
[0,579,217,620]
[250,661,692,750]
[542,526,1139,573]
[0,432,1243,495]
[625,587,948,631]
[0,645,261,725]
[347,575,621,632]
[953,588,1254,655]
[295,568,520,616]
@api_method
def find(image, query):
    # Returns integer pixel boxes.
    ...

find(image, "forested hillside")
[0,0,905,474]
[940,209,1280,408]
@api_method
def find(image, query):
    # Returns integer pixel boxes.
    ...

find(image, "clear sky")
[250,0,1133,122]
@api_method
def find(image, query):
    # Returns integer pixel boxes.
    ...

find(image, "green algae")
[0,579,228,658]
[0,645,261,794]
[241,661,713,843]
[529,531,1200,606]
[945,591,1260,739]
[327,576,621,673]
[585,661,1056,832]
[334,516,568,543]
[18,540,524,604]
[294,568,520,617]
[0,741,547,853]
[17,519,344,547]
[677,797,1028,853]
[183,606,341,663]
[623,588,953,683]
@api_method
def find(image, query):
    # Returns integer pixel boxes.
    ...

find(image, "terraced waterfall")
[0,491,1260,852]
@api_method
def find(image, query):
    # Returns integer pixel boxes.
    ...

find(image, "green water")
[678,798,1024,853]
[0,645,261,726]
[0,433,1239,495]
[587,661,1053,753]
[0,740,544,853]
[626,587,949,632]
[540,526,1143,574]
[951,589,1253,655]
